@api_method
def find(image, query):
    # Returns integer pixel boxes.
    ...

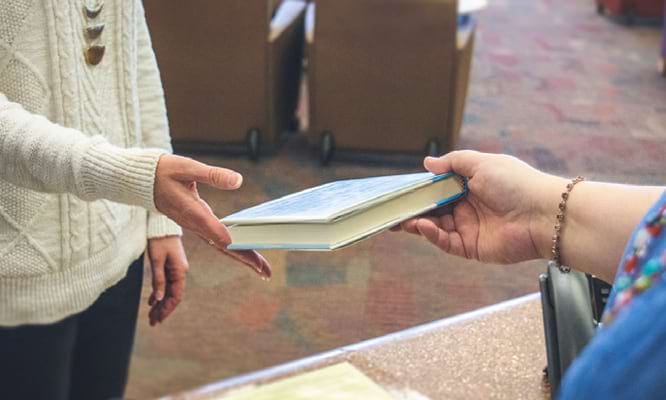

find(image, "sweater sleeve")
[136,2,182,238]
[0,93,163,211]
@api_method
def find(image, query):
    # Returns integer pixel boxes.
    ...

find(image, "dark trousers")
[0,255,144,400]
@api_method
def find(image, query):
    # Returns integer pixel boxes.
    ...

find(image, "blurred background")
[128,0,666,397]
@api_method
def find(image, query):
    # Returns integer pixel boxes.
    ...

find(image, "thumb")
[424,150,483,177]
[177,157,243,190]
[205,166,243,190]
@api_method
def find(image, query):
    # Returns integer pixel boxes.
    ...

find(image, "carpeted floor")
[126,0,666,398]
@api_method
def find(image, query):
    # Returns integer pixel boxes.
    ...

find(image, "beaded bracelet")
[548,176,585,273]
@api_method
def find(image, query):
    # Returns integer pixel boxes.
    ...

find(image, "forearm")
[534,176,663,282]
[1,99,85,193]
[0,95,163,210]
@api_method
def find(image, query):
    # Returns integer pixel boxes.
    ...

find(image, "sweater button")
[85,23,105,41]
[83,1,104,19]
[84,45,105,66]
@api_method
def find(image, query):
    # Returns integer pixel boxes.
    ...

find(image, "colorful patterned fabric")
[603,191,666,325]
[560,191,666,399]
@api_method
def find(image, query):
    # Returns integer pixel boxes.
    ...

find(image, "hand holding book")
[397,151,559,264]
[396,151,664,285]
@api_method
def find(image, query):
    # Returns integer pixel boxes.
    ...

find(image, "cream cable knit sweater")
[0,0,183,326]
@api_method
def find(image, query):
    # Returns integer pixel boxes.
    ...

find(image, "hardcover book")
[222,172,467,251]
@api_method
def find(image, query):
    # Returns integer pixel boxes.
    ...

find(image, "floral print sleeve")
[603,190,666,326]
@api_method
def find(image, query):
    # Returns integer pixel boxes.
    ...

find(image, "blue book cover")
[222,172,466,226]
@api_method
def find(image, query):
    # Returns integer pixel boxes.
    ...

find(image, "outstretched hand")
[397,151,564,265]
[153,154,271,279]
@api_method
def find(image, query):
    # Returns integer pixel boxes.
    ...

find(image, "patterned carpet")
[126,0,666,398]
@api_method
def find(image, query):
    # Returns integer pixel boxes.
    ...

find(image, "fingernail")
[262,265,272,280]
[231,173,243,188]
[256,265,271,281]
[156,292,164,302]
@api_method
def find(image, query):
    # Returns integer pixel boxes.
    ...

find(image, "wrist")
[530,174,570,260]
[147,211,183,238]
[148,235,181,241]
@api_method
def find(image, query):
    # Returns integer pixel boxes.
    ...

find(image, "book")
[222,172,467,251]
[216,362,394,400]
[459,0,487,14]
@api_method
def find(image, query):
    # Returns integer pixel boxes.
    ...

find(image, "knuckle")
[207,226,229,245]
[173,262,189,273]
[215,234,231,248]
[208,168,220,186]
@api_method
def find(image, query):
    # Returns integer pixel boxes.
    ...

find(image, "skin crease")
[148,154,273,324]
[396,151,663,284]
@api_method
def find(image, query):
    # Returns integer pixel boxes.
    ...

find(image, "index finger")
[180,203,233,248]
